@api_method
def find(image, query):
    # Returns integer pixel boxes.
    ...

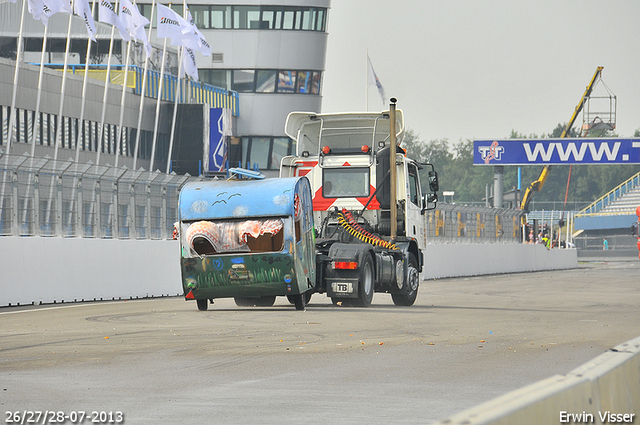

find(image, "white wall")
[0,237,181,306]
[421,243,577,280]
[0,237,577,307]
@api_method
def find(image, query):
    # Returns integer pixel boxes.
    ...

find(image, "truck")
[177,100,439,310]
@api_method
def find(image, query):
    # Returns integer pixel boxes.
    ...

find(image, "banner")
[186,9,211,56]
[181,47,198,81]
[27,0,71,26]
[156,3,191,40]
[208,108,232,173]
[73,0,97,42]
[367,54,386,106]
[99,0,130,41]
[474,138,640,165]
[119,0,150,57]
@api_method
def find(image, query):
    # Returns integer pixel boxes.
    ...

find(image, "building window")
[231,136,293,171]
[232,70,255,92]
[201,69,322,95]
[277,71,296,93]
[233,6,261,29]
[136,5,327,31]
[256,70,276,93]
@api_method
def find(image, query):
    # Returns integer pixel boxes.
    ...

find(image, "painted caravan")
[177,176,315,310]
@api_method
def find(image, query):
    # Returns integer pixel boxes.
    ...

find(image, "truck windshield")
[323,168,370,198]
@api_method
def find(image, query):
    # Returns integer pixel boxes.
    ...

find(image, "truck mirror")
[421,192,438,213]
[428,170,439,193]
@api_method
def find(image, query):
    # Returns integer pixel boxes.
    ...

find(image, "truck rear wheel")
[234,296,276,307]
[353,254,374,307]
[196,299,208,311]
[255,296,276,306]
[392,253,419,306]
[287,292,312,305]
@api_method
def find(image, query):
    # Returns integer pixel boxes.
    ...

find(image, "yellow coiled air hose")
[336,208,396,250]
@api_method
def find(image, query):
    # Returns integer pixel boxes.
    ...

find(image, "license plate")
[331,282,353,294]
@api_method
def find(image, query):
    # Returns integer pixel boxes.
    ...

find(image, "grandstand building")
[0,0,330,176]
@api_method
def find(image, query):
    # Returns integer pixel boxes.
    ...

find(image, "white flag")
[99,0,130,41]
[156,4,191,40]
[27,0,71,26]
[186,9,211,56]
[74,0,97,42]
[367,54,386,106]
[181,47,198,81]
[119,0,151,57]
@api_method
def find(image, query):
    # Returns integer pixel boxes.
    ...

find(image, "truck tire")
[392,253,419,306]
[353,254,374,307]
[292,293,306,310]
[234,297,255,307]
[196,299,208,311]
[234,296,276,307]
[287,292,312,305]
[255,296,276,307]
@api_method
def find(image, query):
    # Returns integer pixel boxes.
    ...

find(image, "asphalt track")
[1,261,639,424]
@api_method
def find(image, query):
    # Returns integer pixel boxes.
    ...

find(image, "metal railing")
[579,171,640,215]
[44,64,239,117]
[425,203,524,244]
[1,151,527,243]
[0,151,204,238]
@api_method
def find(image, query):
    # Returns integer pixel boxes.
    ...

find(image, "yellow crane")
[520,66,604,212]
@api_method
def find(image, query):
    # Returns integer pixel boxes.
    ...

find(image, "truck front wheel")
[392,253,419,306]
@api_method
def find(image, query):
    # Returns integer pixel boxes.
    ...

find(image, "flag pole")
[0,0,27,221]
[74,0,98,162]
[95,0,121,166]
[149,28,169,172]
[365,49,369,112]
[66,0,98,232]
[6,0,28,155]
[165,45,183,174]
[114,38,133,169]
[132,0,156,170]
[21,24,50,231]
[52,0,77,162]
[29,25,50,157]
[46,0,76,228]
[165,1,188,174]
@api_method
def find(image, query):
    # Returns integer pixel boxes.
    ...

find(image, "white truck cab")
[280,107,439,306]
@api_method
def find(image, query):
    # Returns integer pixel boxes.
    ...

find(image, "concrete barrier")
[421,243,577,280]
[435,336,640,425]
[0,237,181,306]
[0,237,577,307]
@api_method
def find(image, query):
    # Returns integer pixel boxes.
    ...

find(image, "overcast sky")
[321,0,640,145]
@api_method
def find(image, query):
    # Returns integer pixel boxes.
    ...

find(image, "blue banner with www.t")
[473,138,640,165]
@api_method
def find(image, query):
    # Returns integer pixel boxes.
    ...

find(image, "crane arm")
[520,66,604,212]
